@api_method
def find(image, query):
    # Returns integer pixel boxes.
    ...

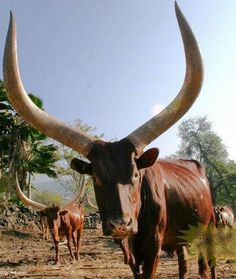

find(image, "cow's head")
[40,205,68,240]
[71,139,159,238]
[4,4,203,238]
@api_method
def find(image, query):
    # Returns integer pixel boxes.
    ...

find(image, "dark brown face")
[71,139,158,239]
[41,206,67,240]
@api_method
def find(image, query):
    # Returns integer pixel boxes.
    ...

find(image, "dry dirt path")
[0,227,235,278]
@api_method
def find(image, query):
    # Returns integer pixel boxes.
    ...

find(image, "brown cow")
[41,204,84,263]
[214,206,235,228]
[15,176,84,263]
[4,3,216,278]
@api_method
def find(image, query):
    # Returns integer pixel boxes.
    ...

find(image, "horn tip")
[9,11,15,22]
[174,1,182,18]
[7,11,16,34]
[174,1,179,10]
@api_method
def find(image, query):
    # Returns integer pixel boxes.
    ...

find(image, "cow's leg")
[208,259,216,279]
[66,227,75,261]
[46,225,49,240]
[42,227,45,240]
[142,247,160,279]
[198,253,210,279]
[176,246,188,279]
[142,236,162,279]
[43,225,49,240]
[141,225,168,279]
[206,226,217,279]
[72,232,76,251]
[75,229,82,260]
[206,243,217,279]
[53,239,60,263]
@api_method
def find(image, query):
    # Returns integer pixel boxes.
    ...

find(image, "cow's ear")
[136,148,159,170]
[70,158,92,175]
[59,210,68,216]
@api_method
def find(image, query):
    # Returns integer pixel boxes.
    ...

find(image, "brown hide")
[71,140,216,279]
[41,203,84,263]
[155,159,214,249]
[134,159,214,270]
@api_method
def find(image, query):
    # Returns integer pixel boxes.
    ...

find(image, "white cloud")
[151,103,165,116]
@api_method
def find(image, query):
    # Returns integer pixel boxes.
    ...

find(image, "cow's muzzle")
[103,216,137,238]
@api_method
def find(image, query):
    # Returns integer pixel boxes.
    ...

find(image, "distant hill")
[33,175,74,202]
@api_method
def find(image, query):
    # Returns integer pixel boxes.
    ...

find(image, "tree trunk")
[27,174,31,199]
[6,156,16,201]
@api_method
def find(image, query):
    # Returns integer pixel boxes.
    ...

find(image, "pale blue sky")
[0,1,236,161]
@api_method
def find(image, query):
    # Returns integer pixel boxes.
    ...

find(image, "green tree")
[172,116,236,210]
[0,80,60,200]
[175,116,228,162]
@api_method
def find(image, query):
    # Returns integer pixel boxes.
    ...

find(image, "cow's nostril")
[107,217,133,231]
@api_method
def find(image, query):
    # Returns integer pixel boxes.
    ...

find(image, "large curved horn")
[126,2,203,150]
[3,12,95,157]
[15,174,47,210]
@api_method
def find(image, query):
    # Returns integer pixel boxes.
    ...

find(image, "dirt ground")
[0,225,235,279]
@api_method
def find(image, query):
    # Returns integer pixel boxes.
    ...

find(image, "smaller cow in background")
[15,175,84,263]
[214,206,235,228]
[40,204,84,263]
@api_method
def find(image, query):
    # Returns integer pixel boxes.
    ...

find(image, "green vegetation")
[0,80,60,201]
[32,190,63,206]
[0,80,98,210]
[170,116,236,211]
[179,223,236,269]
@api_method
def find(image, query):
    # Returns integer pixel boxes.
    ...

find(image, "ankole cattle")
[4,3,216,278]
[15,176,84,263]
